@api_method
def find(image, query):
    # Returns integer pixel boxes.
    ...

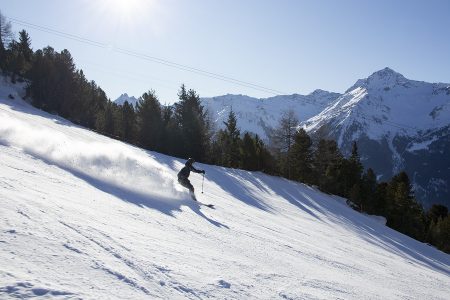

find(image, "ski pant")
[178,176,194,193]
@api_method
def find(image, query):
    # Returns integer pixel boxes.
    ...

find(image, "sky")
[1,0,450,104]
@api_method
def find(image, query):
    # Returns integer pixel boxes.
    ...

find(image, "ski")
[198,202,215,209]
[190,193,215,208]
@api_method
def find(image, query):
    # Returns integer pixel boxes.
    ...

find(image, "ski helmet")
[187,158,195,165]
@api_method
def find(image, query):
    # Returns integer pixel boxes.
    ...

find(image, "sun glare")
[109,0,141,16]
[94,0,155,24]
[86,0,166,38]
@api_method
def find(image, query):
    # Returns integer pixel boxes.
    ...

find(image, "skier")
[178,158,205,201]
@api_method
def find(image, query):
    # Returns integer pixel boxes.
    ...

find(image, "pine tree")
[136,90,163,151]
[221,109,241,168]
[161,105,182,156]
[360,168,377,213]
[426,204,450,253]
[6,30,33,82]
[289,128,313,184]
[173,85,209,161]
[270,109,299,179]
[312,139,344,194]
[120,101,136,143]
[77,77,108,128]
[0,11,13,72]
[96,101,115,136]
[55,49,78,117]
[341,141,364,197]
[254,134,276,174]
[433,217,450,253]
[428,204,448,223]
[15,30,33,77]
[239,132,258,170]
[373,181,388,216]
[385,172,426,241]
[349,183,363,210]
[27,47,77,115]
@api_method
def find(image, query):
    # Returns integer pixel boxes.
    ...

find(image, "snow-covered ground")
[1,83,449,299]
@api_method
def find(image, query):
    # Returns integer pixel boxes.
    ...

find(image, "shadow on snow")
[3,98,448,276]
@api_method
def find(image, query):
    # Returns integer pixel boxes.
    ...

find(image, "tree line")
[1,14,448,253]
[268,109,449,253]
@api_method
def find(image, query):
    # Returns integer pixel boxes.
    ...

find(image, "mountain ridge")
[201,90,341,139]
[300,68,450,207]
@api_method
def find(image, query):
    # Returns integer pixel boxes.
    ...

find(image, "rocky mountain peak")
[114,93,139,106]
[347,67,409,92]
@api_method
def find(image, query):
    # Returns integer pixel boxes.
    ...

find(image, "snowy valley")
[1,77,450,299]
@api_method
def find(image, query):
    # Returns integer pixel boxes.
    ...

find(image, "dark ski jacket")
[178,161,203,179]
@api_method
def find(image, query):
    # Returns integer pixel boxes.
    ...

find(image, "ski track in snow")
[1,86,450,299]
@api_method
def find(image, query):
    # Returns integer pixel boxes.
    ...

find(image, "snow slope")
[1,82,449,299]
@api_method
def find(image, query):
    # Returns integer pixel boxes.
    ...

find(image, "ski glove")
[202,170,206,174]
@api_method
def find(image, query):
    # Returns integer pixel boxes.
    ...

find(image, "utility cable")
[9,17,286,95]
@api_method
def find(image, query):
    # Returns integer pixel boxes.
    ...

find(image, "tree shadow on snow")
[329,209,450,276]
[5,101,447,275]
[260,175,328,222]
[203,167,274,212]
[296,185,450,276]
[202,165,450,276]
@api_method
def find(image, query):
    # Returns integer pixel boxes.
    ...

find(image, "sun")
[87,0,165,38]
[94,0,154,22]
[108,0,142,16]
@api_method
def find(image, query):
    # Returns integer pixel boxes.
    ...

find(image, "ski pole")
[201,173,204,193]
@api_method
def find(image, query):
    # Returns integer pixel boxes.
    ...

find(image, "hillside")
[201,90,340,139]
[1,80,449,299]
[196,68,450,207]
[302,68,450,207]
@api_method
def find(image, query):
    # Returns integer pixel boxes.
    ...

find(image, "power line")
[9,17,286,95]
[8,16,427,134]
[76,58,223,97]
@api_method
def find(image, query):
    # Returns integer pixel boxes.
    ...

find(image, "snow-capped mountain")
[114,93,139,107]
[1,78,449,299]
[302,68,450,208]
[303,67,450,140]
[201,90,341,139]
[201,68,450,208]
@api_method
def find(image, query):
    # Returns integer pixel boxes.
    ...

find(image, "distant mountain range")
[114,68,450,208]
[200,90,340,138]
[114,93,139,107]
